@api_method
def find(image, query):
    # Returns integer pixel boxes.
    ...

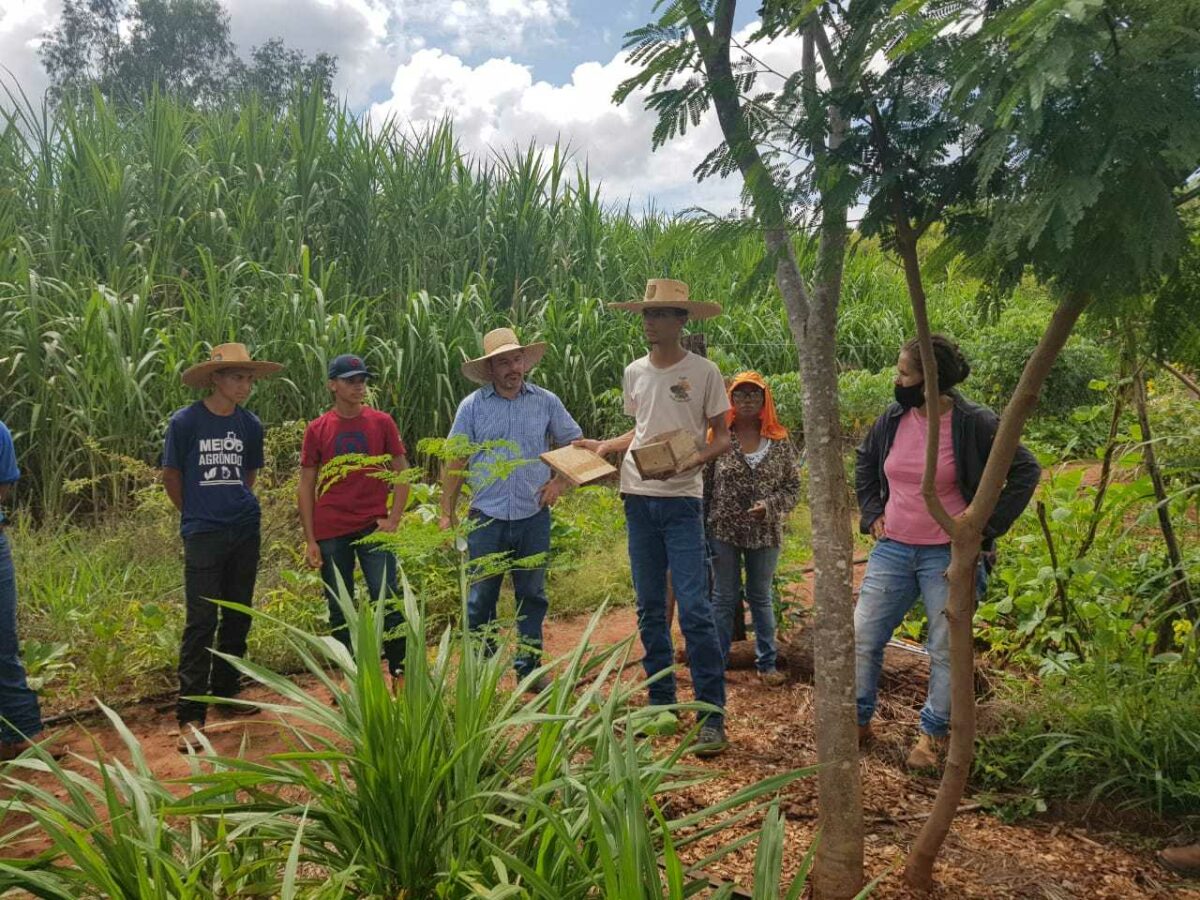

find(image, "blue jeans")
[854,538,987,738]
[318,526,405,675]
[466,507,550,677]
[623,494,726,724]
[711,539,781,673]
[0,530,43,743]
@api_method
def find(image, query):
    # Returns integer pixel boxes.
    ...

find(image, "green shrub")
[964,314,1112,418]
[763,367,893,443]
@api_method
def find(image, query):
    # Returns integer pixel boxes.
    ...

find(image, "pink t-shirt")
[883,409,967,545]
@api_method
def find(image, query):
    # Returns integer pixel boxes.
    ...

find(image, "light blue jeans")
[710,539,781,673]
[854,538,986,738]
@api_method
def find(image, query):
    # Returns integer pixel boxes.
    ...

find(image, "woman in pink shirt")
[854,335,1040,770]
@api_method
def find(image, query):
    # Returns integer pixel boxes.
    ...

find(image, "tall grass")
[0,572,820,897]
[0,86,991,514]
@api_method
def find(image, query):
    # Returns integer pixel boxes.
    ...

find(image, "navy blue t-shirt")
[0,420,19,526]
[162,402,264,537]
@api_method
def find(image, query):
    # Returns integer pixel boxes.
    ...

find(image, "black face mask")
[894,382,926,409]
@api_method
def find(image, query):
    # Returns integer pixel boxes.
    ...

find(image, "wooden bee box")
[539,445,617,486]
[631,429,699,479]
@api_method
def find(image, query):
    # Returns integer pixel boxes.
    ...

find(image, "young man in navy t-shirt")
[163,344,282,749]
[298,354,411,675]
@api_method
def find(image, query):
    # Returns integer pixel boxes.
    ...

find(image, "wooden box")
[539,445,617,486]
[631,429,699,479]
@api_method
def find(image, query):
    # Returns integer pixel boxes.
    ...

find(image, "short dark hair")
[900,333,971,392]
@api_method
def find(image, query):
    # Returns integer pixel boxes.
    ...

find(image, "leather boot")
[905,732,948,769]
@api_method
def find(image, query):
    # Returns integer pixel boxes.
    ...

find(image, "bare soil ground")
[3,600,1196,898]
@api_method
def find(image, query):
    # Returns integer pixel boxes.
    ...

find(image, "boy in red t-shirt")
[299,354,410,674]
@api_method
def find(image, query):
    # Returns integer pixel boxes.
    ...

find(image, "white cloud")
[0,0,572,109]
[0,0,55,105]
[368,25,808,214]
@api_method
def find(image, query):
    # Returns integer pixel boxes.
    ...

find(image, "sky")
[0,0,791,212]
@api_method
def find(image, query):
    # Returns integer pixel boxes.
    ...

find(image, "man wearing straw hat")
[439,327,582,693]
[574,278,732,756]
[164,343,282,751]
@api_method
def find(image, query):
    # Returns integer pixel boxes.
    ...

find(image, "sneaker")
[694,720,729,758]
[905,732,948,769]
[176,721,206,754]
[1160,843,1200,876]
[633,709,679,738]
[757,668,788,686]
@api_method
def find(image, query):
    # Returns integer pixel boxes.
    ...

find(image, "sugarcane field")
[0,1,1198,897]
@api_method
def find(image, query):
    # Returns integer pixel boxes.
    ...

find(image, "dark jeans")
[623,494,726,724]
[0,530,43,744]
[318,526,405,675]
[466,507,550,677]
[178,525,260,725]
[710,539,782,673]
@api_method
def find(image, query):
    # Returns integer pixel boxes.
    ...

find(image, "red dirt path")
[2,602,1196,898]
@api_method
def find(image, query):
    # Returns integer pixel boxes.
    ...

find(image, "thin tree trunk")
[1076,379,1126,560]
[904,292,1090,889]
[1132,367,1196,650]
[684,4,863,895]
[1160,360,1200,401]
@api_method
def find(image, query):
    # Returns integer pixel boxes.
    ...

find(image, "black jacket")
[854,393,1041,550]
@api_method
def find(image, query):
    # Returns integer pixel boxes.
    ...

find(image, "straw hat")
[608,278,722,320]
[181,343,284,389]
[461,328,547,385]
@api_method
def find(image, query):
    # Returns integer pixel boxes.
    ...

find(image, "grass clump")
[0,570,819,898]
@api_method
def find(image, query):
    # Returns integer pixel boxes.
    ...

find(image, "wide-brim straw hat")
[181,343,284,389]
[608,278,722,320]
[462,327,548,385]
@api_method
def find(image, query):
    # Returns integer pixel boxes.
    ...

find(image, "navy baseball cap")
[327,354,372,380]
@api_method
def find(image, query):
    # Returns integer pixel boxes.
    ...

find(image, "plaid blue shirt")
[449,382,583,521]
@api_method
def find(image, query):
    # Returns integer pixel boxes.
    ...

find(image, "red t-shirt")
[301,407,406,541]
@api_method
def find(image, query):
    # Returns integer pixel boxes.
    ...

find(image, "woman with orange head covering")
[703,371,800,685]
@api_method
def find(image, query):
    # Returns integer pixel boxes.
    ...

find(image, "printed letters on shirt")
[198,431,245,486]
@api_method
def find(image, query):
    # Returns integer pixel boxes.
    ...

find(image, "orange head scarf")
[726,371,789,440]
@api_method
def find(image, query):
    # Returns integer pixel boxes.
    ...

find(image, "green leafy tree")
[39,0,336,107]
[890,0,1200,887]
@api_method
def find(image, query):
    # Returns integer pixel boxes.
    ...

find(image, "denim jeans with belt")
[466,506,551,677]
[178,525,260,725]
[710,539,782,673]
[0,530,43,743]
[854,537,987,737]
[623,494,726,724]
[318,526,406,675]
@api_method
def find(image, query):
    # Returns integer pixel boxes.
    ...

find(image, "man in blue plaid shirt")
[439,328,581,692]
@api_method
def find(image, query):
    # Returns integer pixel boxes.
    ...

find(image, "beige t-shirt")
[620,351,730,498]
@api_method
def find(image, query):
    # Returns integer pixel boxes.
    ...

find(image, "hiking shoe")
[905,732,947,769]
[633,709,679,738]
[1160,843,1200,876]
[757,668,788,686]
[694,720,729,758]
[176,721,206,754]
